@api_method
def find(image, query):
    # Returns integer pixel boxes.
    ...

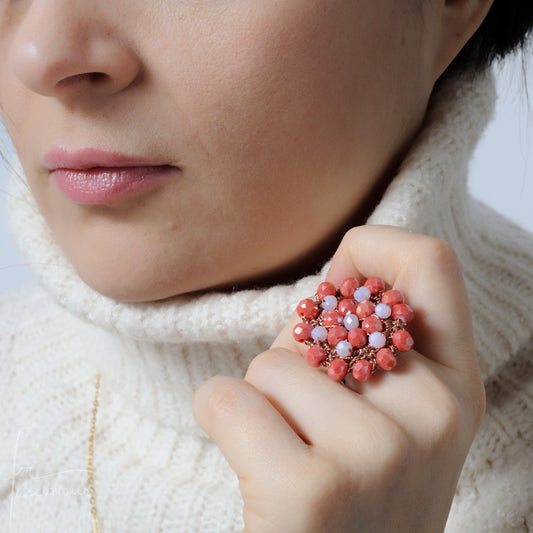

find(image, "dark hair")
[446,0,533,76]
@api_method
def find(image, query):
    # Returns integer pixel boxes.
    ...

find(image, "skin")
[0,0,492,530]
[0,0,453,301]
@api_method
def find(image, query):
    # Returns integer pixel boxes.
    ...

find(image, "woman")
[1,1,532,531]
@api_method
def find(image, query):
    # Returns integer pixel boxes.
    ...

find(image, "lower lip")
[52,166,175,204]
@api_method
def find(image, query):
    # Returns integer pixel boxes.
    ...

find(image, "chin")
[70,252,186,303]
[70,246,231,302]
[75,268,176,302]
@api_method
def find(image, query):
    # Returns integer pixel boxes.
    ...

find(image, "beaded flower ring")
[292,277,415,382]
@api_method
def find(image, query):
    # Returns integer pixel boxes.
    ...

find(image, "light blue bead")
[354,286,371,302]
[343,314,359,330]
[321,295,338,312]
[311,326,328,342]
[368,332,386,349]
[375,303,391,319]
[336,340,352,358]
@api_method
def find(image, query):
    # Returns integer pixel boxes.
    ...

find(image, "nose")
[8,1,141,99]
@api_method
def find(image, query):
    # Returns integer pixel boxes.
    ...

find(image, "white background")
[1,54,532,294]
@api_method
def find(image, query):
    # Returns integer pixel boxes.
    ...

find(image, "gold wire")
[88,372,101,533]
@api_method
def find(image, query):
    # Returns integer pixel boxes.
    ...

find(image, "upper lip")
[43,147,169,170]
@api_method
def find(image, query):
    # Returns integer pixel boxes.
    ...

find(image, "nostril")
[88,72,107,83]
[56,71,108,88]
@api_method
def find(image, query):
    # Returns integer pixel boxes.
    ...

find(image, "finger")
[283,225,477,376]
[192,374,309,482]
[275,314,481,451]
[343,350,481,453]
[244,348,407,458]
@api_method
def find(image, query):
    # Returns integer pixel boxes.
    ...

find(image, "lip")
[43,148,177,205]
[43,147,168,170]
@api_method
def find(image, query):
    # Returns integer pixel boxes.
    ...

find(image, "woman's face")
[0,0,438,301]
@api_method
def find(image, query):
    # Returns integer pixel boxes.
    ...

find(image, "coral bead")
[362,316,383,334]
[392,330,414,352]
[293,323,313,342]
[392,304,414,323]
[328,358,348,381]
[328,325,348,346]
[376,348,397,370]
[348,328,367,348]
[297,299,319,320]
[352,359,372,382]
[340,277,360,298]
[338,299,357,316]
[382,290,403,306]
[392,329,415,352]
[317,281,337,299]
[356,300,375,319]
[306,346,327,367]
[323,311,342,327]
[365,277,385,296]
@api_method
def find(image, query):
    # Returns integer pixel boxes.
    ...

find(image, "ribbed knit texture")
[1,71,532,532]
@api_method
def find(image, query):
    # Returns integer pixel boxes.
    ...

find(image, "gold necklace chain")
[88,371,102,533]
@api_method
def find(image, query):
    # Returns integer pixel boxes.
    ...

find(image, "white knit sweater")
[1,72,532,533]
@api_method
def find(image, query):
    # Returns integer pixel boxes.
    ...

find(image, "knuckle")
[245,347,293,384]
[419,377,463,448]
[413,236,460,271]
[204,377,245,420]
[434,393,462,442]
[342,225,361,244]
[372,422,411,479]
[338,416,410,485]
[245,348,284,381]
[338,226,367,256]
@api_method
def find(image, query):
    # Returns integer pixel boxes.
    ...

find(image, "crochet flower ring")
[292,277,415,382]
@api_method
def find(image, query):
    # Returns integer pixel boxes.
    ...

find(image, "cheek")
[170,1,422,187]
[182,3,351,150]
[161,3,421,242]
[164,5,350,206]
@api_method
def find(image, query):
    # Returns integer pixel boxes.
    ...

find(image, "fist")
[193,225,486,533]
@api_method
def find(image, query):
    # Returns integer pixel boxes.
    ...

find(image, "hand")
[193,225,486,533]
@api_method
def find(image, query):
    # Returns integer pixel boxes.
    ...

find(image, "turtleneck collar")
[8,69,533,440]
[8,71,498,348]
